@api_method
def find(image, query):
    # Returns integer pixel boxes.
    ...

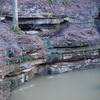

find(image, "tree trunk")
[12,0,19,31]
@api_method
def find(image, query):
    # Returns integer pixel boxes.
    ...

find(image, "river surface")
[11,68,100,100]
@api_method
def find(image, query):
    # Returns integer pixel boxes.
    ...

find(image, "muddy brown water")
[11,68,100,100]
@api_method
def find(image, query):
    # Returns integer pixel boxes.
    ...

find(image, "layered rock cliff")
[0,1,100,99]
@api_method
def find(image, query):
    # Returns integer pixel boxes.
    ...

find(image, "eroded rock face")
[49,23,100,47]
[46,58,100,74]
[4,0,98,18]
[0,1,100,94]
[8,0,99,43]
[0,22,21,65]
[0,0,99,64]
[0,0,100,63]
[0,22,46,65]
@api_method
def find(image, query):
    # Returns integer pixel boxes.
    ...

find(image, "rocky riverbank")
[0,0,100,100]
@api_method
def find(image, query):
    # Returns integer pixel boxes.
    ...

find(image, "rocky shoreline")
[1,58,100,100]
[0,0,100,100]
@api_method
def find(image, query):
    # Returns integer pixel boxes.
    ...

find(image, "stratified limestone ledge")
[43,58,100,74]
